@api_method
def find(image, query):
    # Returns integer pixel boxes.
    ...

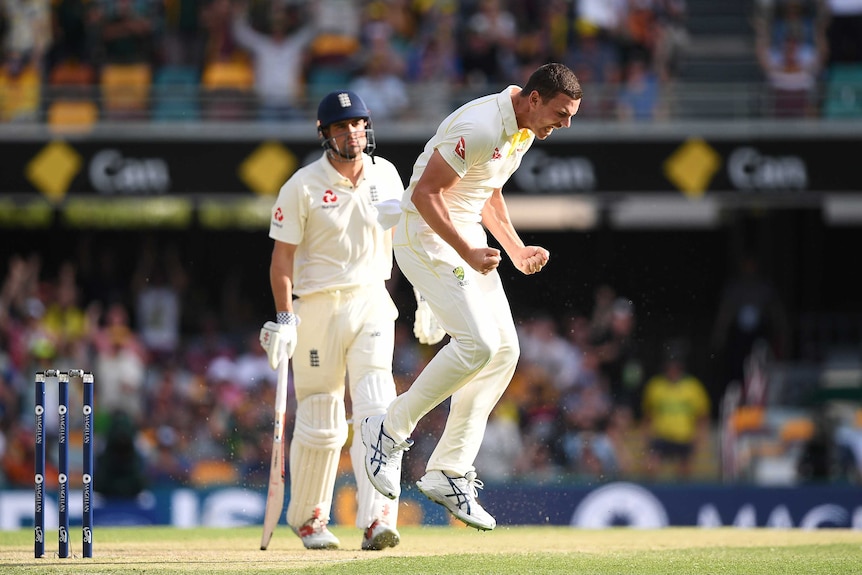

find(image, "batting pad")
[286,394,348,528]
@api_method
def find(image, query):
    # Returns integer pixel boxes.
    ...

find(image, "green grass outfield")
[2,525,861,575]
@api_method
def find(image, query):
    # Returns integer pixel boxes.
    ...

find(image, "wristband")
[276,312,299,325]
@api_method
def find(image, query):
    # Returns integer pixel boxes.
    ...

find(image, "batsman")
[259,90,439,550]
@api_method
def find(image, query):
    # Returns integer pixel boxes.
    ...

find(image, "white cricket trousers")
[292,284,400,529]
[391,211,519,476]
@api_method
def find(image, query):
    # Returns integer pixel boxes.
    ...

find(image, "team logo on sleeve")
[492,147,501,160]
[273,207,284,224]
[455,137,466,160]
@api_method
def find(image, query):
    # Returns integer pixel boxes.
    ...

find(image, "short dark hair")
[522,63,583,102]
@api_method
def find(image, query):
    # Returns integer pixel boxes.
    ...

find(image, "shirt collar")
[498,86,522,139]
[321,151,367,186]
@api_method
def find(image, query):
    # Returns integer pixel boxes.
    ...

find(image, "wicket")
[34,369,95,559]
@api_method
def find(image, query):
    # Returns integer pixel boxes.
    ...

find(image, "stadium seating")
[47,59,99,131]
[100,63,153,120]
[822,64,862,119]
[201,59,255,120]
[153,65,201,121]
[0,63,41,122]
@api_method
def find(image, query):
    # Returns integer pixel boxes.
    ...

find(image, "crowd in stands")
[2,0,860,124]
[0,0,697,123]
[754,0,862,118]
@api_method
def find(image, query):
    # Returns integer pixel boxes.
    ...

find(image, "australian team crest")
[453,266,468,286]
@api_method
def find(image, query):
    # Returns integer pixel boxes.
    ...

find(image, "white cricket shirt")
[269,152,405,296]
[401,86,534,225]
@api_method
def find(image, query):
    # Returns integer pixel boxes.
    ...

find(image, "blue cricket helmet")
[317,90,376,158]
[317,90,371,128]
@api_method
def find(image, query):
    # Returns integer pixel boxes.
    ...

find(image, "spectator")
[558,346,619,479]
[145,358,194,434]
[473,399,524,483]
[231,0,315,121]
[405,7,461,121]
[574,0,627,68]
[517,367,563,462]
[616,55,661,120]
[509,0,554,73]
[200,0,244,64]
[95,410,147,497]
[518,312,583,392]
[132,241,187,363]
[145,425,191,487]
[47,0,101,69]
[40,261,92,367]
[1,0,52,72]
[592,297,644,427]
[710,253,790,409]
[641,339,711,479]
[460,0,518,88]
[92,302,148,425]
[619,0,658,68]
[358,17,407,78]
[159,0,204,66]
[562,312,592,361]
[98,0,157,65]
[762,30,823,117]
[2,423,59,489]
[824,0,862,64]
[349,52,410,121]
[304,0,361,102]
[653,0,688,83]
[755,0,828,117]
[588,284,618,342]
[233,331,275,390]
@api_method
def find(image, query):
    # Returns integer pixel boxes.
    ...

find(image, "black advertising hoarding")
[3,136,860,195]
[1,134,860,228]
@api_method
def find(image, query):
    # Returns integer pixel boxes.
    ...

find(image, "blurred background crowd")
[0,239,719,496]
[1,0,862,501]
[2,235,859,498]
[0,0,861,124]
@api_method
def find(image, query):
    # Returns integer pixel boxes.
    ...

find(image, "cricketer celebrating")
[362,63,583,530]
[261,90,404,550]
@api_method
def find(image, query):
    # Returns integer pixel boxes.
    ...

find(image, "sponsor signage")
[2,137,860,197]
[1,483,860,530]
[1,136,859,229]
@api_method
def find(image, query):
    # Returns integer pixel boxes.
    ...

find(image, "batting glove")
[413,287,446,345]
[260,312,300,369]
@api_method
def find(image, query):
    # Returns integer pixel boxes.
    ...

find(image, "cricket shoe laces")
[361,519,401,551]
[416,470,496,531]
[361,413,413,500]
[292,508,340,550]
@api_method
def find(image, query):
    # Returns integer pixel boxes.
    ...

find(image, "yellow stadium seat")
[201,60,254,120]
[202,60,254,91]
[100,63,152,119]
[48,100,99,131]
[0,64,41,121]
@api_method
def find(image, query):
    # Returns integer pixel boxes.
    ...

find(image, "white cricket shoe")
[361,414,413,499]
[416,470,496,531]
[292,510,340,550]
[361,519,400,551]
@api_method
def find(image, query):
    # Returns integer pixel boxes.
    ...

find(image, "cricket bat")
[260,360,289,550]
